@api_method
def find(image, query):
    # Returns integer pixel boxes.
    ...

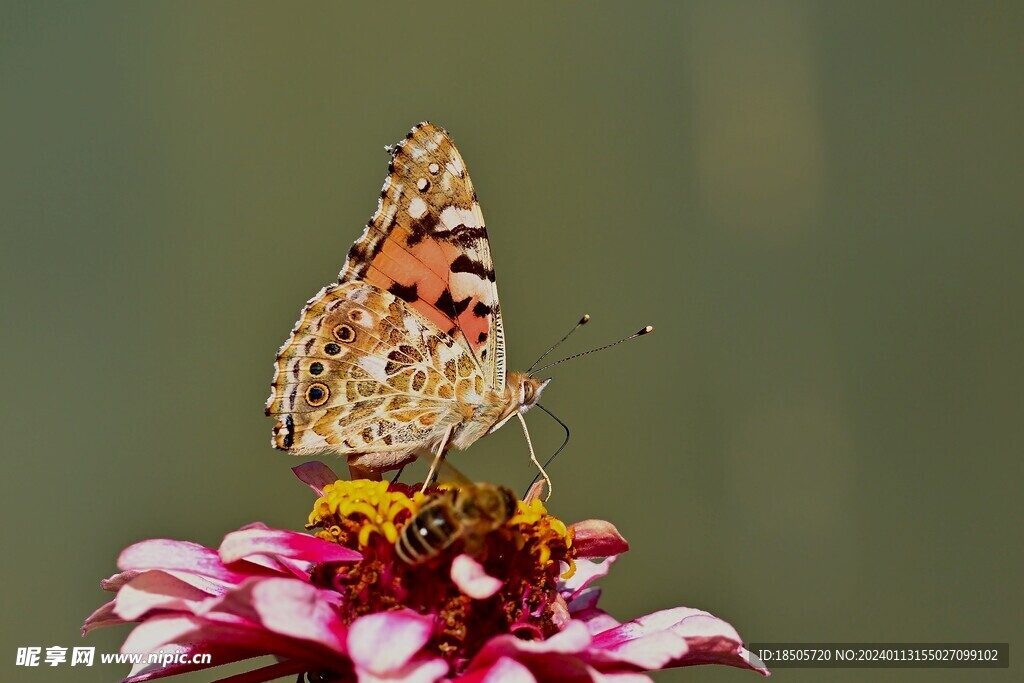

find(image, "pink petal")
[293,461,341,495]
[644,607,720,634]
[451,554,503,599]
[457,656,537,682]
[739,647,770,675]
[115,570,214,620]
[203,523,316,577]
[591,607,696,649]
[586,609,698,669]
[577,611,621,637]
[101,569,143,591]
[105,568,235,596]
[120,614,213,656]
[567,587,602,614]
[227,523,289,572]
[219,527,360,564]
[82,599,122,634]
[121,612,344,675]
[348,609,435,675]
[208,577,348,655]
[669,611,767,675]
[569,520,629,559]
[118,539,256,583]
[466,620,592,676]
[591,607,768,676]
[672,639,768,675]
[162,569,236,594]
[219,533,314,580]
[561,557,616,600]
[586,629,688,669]
[565,587,621,636]
[669,609,740,639]
[482,657,536,682]
[496,619,591,655]
[483,655,540,683]
[357,656,449,683]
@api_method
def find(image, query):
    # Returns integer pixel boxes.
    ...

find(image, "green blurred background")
[2,1,1021,681]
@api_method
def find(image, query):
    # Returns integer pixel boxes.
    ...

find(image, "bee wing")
[414,448,474,489]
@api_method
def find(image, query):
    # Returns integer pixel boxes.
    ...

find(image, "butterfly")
[266,122,553,493]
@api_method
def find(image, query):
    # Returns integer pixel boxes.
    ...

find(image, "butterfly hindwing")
[339,122,507,391]
[267,282,487,455]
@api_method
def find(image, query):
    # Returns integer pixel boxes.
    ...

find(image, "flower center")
[306,479,576,669]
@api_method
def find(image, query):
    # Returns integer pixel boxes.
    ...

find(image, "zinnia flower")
[85,462,768,681]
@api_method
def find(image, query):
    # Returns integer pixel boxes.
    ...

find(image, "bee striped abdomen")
[395,499,461,565]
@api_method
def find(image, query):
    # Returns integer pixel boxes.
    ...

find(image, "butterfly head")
[486,372,549,435]
[513,372,550,412]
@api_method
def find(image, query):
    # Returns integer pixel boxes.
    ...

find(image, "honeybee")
[396,481,518,565]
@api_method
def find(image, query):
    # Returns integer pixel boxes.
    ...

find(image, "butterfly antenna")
[527,314,591,374]
[530,325,654,375]
[525,403,570,496]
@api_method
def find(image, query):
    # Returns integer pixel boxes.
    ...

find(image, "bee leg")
[422,426,454,493]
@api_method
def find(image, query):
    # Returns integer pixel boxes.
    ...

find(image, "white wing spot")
[408,142,428,161]
[416,178,429,191]
[440,205,479,229]
[428,162,441,175]
[445,156,465,177]
[381,183,403,225]
[471,202,485,228]
[358,355,389,382]
[408,197,428,220]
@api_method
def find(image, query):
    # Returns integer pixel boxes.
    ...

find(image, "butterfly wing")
[266,282,486,457]
[339,122,507,392]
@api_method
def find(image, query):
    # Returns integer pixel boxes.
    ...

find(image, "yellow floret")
[309,480,422,549]
[509,498,574,572]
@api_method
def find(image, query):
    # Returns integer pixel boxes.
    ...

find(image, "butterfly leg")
[422,425,454,493]
[517,413,552,501]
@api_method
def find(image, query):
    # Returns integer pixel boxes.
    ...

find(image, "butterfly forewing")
[339,123,506,391]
